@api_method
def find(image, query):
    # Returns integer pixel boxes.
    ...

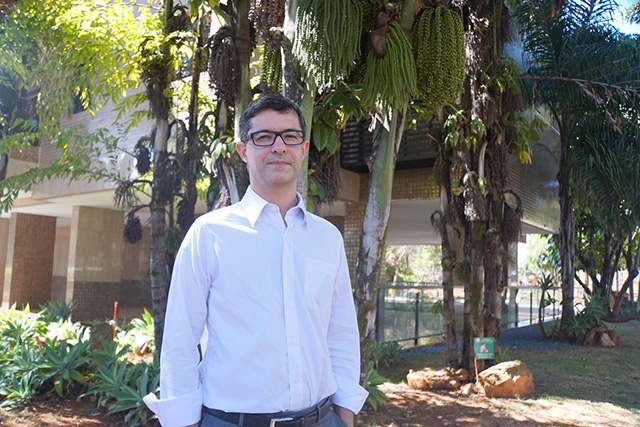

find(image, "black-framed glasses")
[244,130,305,146]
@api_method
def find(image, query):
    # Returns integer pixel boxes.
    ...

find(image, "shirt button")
[288,305,294,310]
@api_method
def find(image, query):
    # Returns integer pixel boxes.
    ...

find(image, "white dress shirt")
[144,187,368,427]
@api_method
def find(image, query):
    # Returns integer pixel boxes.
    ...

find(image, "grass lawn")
[358,319,640,427]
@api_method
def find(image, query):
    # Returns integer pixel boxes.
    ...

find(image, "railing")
[376,282,568,347]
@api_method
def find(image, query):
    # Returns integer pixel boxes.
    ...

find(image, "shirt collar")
[241,186,309,228]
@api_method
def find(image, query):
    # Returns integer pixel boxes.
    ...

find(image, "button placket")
[281,220,303,408]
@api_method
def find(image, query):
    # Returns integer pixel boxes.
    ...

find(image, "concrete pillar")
[51,227,70,301]
[67,206,123,322]
[2,213,56,309]
[120,226,151,319]
[0,218,10,303]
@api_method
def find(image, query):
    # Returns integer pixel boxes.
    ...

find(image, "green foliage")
[40,340,91,397]
[293,0,363,87]
[361,21,418,112]
[44,320,90,345]
[364,361,389,411]
[371,341,403,369]
[0,304,159,423]
[412,7,465,109]
[453,259,471,283]
[562,291,608,339]
[260,46,282,93]
[0,0,153,211]
[0,304,43,347]
[86,354,159,426]
[115,309,156,355]
[38,300,76,323]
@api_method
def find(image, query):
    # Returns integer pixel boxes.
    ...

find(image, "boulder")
[477,360,535,398]
[583,329,597,346]
[583,325,620,347]
[407,367,469,390]
[599,332,616,347]
[459,382,480,396]
[608,330,621,346]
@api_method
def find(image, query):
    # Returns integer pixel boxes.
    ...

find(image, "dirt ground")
[0,395,134,427]
[2,386,637,427]
[357,382,639,427]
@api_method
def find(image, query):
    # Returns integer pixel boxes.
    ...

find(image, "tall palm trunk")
[147,0,175,355]
[438,186,460,367]
[558,134,576,334]
[353,0,417,379]
[234,0,251,140]
[182,14,206,231]
[150,117,170,355]
[354,111,405,373]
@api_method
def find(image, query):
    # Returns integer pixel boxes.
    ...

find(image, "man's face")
[236,109,309,197]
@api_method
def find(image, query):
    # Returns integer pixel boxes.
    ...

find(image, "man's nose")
[271,134,288,153]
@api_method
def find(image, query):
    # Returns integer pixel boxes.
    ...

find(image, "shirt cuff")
[143,388,202,427]
[330,383,369,414]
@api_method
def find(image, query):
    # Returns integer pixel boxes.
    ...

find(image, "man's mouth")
[267,158,292,166]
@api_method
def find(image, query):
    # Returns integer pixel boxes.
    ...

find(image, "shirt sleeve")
[327,241,369,414]
[143,219,212,426]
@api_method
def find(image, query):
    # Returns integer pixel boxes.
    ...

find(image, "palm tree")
[572,111,640,319]
[512,0,640,336]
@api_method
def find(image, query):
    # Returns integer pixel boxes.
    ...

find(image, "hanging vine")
[292,0,363,87]
[260,45,282,93]
[248,0,285,47]
[412,6,465,109]
[361,20,418,112]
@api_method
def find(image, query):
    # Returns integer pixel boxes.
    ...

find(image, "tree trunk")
[146,0,175,356]
[354,111,405,378]
[181,14,205,231]
[558,136,575,335]
[150,117,170,355]
[438,188,459,367]
[466,221,484,374]
[234,0,251,139]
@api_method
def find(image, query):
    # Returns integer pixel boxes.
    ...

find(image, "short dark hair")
[239,94,306,142]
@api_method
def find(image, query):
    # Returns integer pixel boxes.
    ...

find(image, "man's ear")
[236,141,248,163]
[302,140,310,158]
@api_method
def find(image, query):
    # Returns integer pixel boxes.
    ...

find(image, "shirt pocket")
[303,258,335,311]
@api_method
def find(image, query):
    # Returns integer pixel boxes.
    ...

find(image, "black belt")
[203,398,331,427]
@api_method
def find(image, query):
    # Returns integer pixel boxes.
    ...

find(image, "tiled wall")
[343,167,439,280]
[67,206,124,321]
[2,213,56,309]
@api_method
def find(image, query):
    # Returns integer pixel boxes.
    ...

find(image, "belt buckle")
[269,417,294,427]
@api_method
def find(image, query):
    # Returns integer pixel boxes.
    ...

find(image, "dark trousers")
[199,403,348,427]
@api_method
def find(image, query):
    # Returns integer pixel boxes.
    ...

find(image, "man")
[144,94,368,427]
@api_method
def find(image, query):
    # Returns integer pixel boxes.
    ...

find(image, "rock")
[407,367,469,390]
[459,382,480,396]
[608,330,621,346]
[583,329,597,346]
[477,360,535,398]
[599,332,616,347]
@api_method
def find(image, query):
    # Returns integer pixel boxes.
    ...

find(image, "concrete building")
[0,99,560,323]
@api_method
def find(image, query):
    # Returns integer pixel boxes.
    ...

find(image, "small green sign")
[474,337,495,360]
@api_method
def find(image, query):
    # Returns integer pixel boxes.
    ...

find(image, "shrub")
[563,291,608,340]
[85,351,159,425]
[115,309,155,355]
[371,341,403,369]
[364,361,389,411]
[40,340,91,396]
